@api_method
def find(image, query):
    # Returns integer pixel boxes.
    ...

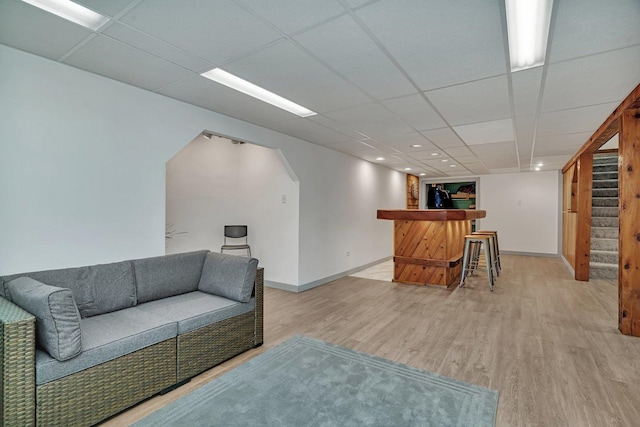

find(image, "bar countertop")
[377,209,486,221]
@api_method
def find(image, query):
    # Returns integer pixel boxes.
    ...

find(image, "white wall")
[0,45,404,288]
[166,135,299,285]
[478,170,560,254]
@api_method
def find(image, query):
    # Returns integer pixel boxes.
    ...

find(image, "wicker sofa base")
[37,338,177,427]
[178,311,256,382]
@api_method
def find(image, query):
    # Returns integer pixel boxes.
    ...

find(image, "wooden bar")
[377,209,486,287]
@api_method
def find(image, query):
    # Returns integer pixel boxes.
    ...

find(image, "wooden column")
[574,152,593,281]
[619,108,640,336]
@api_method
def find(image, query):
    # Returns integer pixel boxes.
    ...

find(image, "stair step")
[590,250,618,264]
[592,207,618,218]
[592,197,618,207]
[593,171,618,180]
[592,188,618,198]
[590,262,618,280]
[593,156,618,165]
[593,164,618,173]
[591,238,618,251]
[592,226,619,239]
[592,217,618,227]
[592,179,619,189]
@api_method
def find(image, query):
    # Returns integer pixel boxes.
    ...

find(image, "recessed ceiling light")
[537,162,544,167]
[440,159,449,163]
[410,144,423,148]
[21,0,109,30]
[375,157,385,161]
[404,167,412,171]
[430,153,439,156]
[419,173,426,176]
[534,166,541,171]
[201,68,317,118]
[449,164,456,168]
[505,0,554,72]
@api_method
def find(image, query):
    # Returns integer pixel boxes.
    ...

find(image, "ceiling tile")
[372,132,436,152]
[294,15,415,100]
[411,150,447,160]
[541,45,640,112]
[224,40,371,113]
[102,23,213,73]
[420,128,465,148]
[158,75,297,127]
[472,141,518,169]
[512,67,542,116]
[0,0,92,61]
[75,0,132,16]
[308,115,368,139]
[355,0,507,90]
[425,75,511,126]
[382,94,446,131]
[324,140,386,159]
[444,146,475,157]
[489,167,520,174]
[120,0,282,63]
[549,0,640,63]
[64,35,193,91]
[240,0,345,35]
[453,118,514,146]
[266,118,354,145]
[537,102,618,137]
[324,103,414,137]
[465,163,491,174]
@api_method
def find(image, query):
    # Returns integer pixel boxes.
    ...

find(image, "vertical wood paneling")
[619,108,640,336]
[575,153,593,281]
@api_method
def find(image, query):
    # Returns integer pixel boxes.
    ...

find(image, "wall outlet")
[281,194,287,204]
[346,251,350,257]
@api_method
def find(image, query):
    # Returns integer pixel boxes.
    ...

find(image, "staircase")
[590,153,618,280]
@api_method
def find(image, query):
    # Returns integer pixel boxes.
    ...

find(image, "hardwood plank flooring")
[101,255,640,426]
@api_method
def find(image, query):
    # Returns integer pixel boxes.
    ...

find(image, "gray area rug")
[134,335,498,427]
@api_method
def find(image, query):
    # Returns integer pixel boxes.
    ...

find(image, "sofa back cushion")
[198,252,258,303]
[1,261,136,318]
[7,277,83,361]
[133,250,209,303]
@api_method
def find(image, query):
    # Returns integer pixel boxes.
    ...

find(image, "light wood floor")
[102,255,640,427]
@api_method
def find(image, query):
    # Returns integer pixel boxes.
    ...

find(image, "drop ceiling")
[1,0,639,176]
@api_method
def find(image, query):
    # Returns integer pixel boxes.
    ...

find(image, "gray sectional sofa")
[0,250,264,427]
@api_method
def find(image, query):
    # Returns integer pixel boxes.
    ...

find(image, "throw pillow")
[7,277,83,361]
[198,252,258,303]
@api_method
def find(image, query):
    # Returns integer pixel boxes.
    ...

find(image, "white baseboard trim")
[264,256,392,293]
[501,250,560,258]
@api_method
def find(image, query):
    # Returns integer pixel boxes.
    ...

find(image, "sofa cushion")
[135,291,255,334]
[198,252,258,303]
[7,277,82,361]
[1,260,136,318]
[35,307,177,385]
[133,250,209,303]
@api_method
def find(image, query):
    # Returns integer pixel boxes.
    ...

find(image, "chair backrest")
[224,225,248,240]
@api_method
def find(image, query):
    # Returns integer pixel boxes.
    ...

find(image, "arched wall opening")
[166,132,300,286]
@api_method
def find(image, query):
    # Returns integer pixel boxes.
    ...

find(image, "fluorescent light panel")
[21,0,108,30]
[201,68,316,118]
[505,0,553,72]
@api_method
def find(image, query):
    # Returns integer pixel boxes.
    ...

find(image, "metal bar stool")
[474,230,501,272]
[459,234,496,291]
[472,231,500,277]
[221,225,251,257]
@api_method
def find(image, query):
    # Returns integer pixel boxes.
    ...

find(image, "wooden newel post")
[619,108,640,336]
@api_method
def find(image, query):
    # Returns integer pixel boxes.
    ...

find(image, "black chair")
[221,225,251,257]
